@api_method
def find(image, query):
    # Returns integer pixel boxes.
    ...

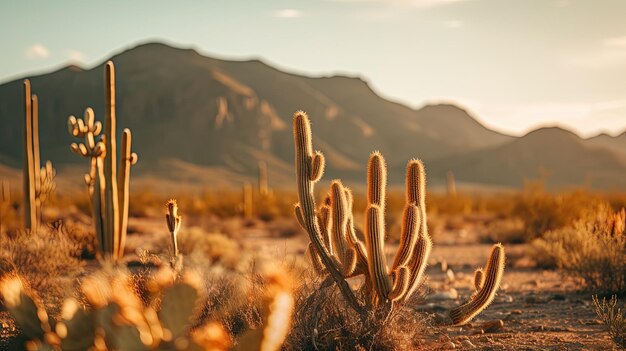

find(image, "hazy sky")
[1,0,625,137]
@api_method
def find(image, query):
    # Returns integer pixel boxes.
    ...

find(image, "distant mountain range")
[0,42,624,190]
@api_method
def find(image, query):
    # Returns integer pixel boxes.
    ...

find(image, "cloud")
[66,50,86,62]
[443,20,464,29]
[25,44,50,60]
[273,9,303,18]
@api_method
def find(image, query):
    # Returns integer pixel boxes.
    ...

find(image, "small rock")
[445,341,456,349]
[461,340,476,348]
[446,269,456,281]
[532,325,545,332]
[524,296,541,304]
[430,288,459,301]
[583,319,603,325]
[481,320,504,333]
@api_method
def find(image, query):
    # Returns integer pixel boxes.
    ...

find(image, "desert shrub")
[285,275,427,351]
[154,226,249,271]
[531,206,626,295]
[593,295,626,349]
[513,180,606,240]
[0,227,85,312]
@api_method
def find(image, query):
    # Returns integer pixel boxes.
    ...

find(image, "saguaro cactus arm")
[293,111,365,316]
[449,243,505,325]
[117,129,137,260]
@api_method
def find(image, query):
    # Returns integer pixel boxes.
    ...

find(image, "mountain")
[586,132,626,156]
[0,42,511,188]
[428,127,626,189]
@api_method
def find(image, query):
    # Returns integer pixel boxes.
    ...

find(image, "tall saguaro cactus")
[293,111,505,324]
[68,61,137,262]
[22,80,55,231]
[23,80,36,230]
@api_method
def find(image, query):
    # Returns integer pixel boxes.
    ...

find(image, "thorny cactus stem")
[23,80,37,230]
[103,61,120,261]
[294,110,503,324]
[293,111,366,316]
[449,244,505,325]
[117,129,137,259]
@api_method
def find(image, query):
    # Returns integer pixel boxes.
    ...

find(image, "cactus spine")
[293,111,504,323]
[68,61,136,262]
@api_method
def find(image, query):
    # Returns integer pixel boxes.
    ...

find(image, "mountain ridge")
[0,41,624,190]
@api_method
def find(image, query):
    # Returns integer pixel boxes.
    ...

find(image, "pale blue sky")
[1,0,625,137]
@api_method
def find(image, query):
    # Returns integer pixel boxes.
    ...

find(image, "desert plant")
[532,206,626,295]
[1,263,294,351]
[68,61,138,262]
[258,160,269,196]
[292,111,505,326]
[22,80,56,231]
[0,227,85,311]
[165,199,183,271]
[593,295,626,349]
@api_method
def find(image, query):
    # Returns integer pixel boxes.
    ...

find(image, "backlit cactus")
[68,61,137,262]
[0,269,232,351]
[22,80,55,231]
[449,244,505,325]
[165,199,183,271]
[258,160,269,196]
[292,111,504,324]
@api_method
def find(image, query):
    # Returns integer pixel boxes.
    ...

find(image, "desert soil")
[1,214,620,350]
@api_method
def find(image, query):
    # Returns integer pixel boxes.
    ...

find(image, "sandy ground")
[235,217,619,350]
[0,214,620,350]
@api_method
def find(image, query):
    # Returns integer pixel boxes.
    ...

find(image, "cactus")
[165,199,183,271]
[22,81,55,231]
[293,111,504,324]
[0,269,230,351]
[0,180,9,233]
[23,80,36,230]
[449,244,505,325]
[446,170,457,197]
[1,265,293,351]
[258,160,269,196]
[68,61,137,262]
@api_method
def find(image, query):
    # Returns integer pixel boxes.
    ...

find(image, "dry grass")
[0,225,85,313]
[593,295,626,349]
[531,205,626,295]
[285,274,428,351]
